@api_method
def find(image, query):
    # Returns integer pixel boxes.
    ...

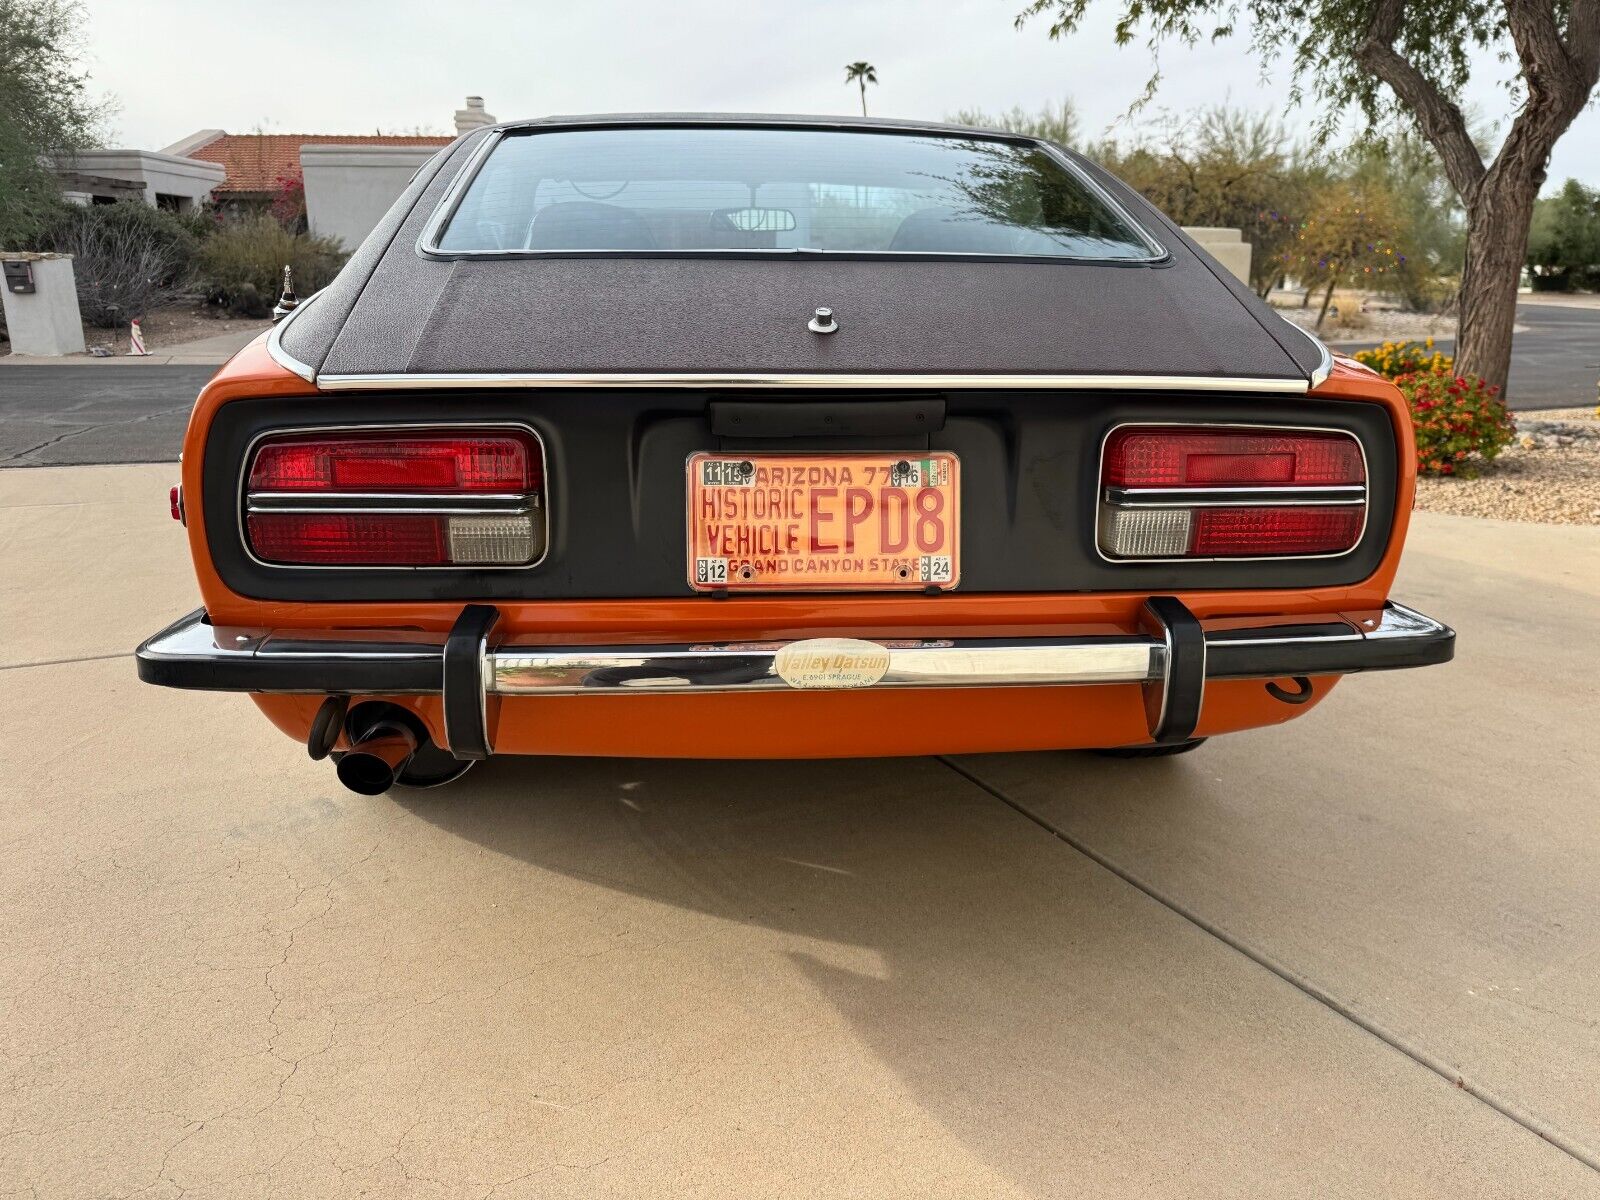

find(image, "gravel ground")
[1268,294,1456,344]
[1,301,269,357]
[1414,408,1600,525]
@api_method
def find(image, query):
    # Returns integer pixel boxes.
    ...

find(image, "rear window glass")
[431,126,1161,260]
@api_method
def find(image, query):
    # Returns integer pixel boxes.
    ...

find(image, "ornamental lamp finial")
[271,264,299,324]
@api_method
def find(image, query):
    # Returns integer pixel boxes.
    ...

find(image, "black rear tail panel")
[201,389,1397,602]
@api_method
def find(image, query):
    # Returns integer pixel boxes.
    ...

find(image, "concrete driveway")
[3,464,1598,1198]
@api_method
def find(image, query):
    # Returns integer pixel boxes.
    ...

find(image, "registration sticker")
[686,452,960,592]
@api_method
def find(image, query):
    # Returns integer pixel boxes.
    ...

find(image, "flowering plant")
[1394,369,1515,477]
[1353,338,1453,379]
[269,174,307,229]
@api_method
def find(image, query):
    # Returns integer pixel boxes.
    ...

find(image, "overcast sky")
[80,0,1597,189]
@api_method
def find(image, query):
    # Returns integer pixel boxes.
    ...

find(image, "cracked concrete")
[2,464,1598,1198]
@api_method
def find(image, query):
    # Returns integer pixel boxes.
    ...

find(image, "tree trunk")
[1315,277,1337,329]
[1454,166,1541,395]
[1348,0,1600,397]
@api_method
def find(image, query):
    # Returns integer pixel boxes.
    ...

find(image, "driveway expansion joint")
[936,753,1600,1176]
[0,651,129,673]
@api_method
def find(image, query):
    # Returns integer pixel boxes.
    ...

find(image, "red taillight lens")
[1104,428,1364,487]
[249,432,538,493]
[1099,425,1367,559]
[247,513,450,564]
[244,428,546,567]
[1190,506,1364,556]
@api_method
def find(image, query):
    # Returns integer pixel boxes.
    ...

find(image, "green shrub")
[196,216,345,317]
[35,200,202,326]
[1395,369,1515,477]
[1527,179,1600,292]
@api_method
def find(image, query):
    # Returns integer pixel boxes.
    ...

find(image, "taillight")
[249,434,537,493]
[244,428,545,567]
[1099,426,1366,559]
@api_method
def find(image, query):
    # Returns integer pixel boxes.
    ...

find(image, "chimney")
[454,95,495,135]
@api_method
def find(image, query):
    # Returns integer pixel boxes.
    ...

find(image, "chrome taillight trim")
[246,493,535,515]
[238,422,550,572]
[1095,421,1370,564]
[1104,485,1367,508]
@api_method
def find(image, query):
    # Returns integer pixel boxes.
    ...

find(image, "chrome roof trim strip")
[415,127,505,260]
[312,371,1312,394]
[1283,319,1334,389]
[264,288,323,384]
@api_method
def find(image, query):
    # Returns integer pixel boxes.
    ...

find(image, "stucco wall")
[1,254,87,356]
[301,145,442,251]
[1181,226,1253,285]
[52,150,225,209]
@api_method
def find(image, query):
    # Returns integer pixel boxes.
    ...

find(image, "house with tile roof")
[46,97,496,250]
[154,98,495,244]
[163,131,454,207]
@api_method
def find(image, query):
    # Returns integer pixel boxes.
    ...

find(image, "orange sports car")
[138,114,1453,794]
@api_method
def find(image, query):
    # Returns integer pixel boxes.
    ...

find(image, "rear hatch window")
[428,124,1163,261]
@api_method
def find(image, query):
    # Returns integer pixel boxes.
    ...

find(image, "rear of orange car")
[137,116,1452,792]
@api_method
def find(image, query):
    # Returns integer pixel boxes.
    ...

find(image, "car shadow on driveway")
[388,750,1579,1194]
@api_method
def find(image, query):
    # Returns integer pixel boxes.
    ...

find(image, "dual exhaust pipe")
[317,700,474,795]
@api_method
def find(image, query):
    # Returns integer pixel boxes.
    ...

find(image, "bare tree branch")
[1505,0,1573,88]
[1354,0,1486,202]
[1494,0,1600,197]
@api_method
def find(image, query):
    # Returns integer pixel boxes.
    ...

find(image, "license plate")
[687,452,960,592]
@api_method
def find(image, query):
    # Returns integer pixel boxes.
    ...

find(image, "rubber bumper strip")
[442,604,501,761]
[1139,595,1206,744]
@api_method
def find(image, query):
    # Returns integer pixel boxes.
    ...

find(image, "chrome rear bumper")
[137,599,1453,756]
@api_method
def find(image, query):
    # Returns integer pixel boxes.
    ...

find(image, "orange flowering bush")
[1395,369,1515,477]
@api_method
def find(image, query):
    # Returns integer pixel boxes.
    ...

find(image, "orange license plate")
[687,452,960,592]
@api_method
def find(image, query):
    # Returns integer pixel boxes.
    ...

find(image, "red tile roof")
[187,133,453,195]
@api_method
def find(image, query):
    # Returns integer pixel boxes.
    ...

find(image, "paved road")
[3,462,1598,1197]
[0,365,212,467]
[1507,302,1600,407]
[1338,300,1600,410]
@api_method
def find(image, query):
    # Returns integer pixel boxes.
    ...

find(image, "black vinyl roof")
[277,115,1325,385]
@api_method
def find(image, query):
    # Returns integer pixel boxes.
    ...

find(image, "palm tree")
[844,62,878,117]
